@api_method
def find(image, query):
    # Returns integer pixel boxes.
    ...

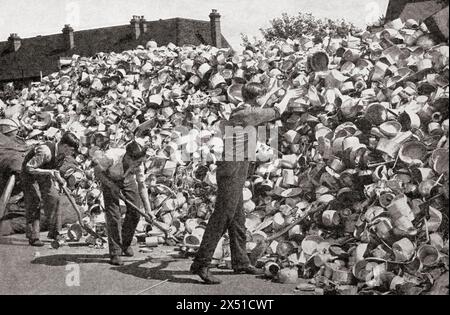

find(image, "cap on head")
[59,131,80,151]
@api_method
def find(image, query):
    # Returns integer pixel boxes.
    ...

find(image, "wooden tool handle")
[98,174,151,221]
[61,185,83,223]
[0,175,15,220]
[119,193,173,237]
[61,185,107,243]
[118,191,153,222]
[99,173,173,235]
[266,203,326,242]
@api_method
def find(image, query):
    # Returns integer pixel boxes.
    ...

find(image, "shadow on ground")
[31,254,237,284]
[30,252,239,285]
[0,237,44,246]
[31,254,111,266]
[111,258,204,284]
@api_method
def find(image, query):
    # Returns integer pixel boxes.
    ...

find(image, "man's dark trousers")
[194,161,251,269]
[22,173,61,240]
[102,177,141,256]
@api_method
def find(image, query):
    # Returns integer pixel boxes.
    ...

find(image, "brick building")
[0,10,229,85]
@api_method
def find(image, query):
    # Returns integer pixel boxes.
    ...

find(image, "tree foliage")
[259,12,359,42]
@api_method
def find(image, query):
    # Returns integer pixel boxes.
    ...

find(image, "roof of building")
[0,17,230,82]
[385,0,448,22]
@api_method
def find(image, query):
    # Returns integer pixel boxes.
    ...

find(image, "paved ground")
[0,233,299,295]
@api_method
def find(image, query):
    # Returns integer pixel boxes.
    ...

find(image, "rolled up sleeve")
[92,151,113,172]
[230,106,281,127]
[26,145,52,173]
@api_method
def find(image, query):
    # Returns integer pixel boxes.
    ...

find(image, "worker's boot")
[190,262,221,285]
[29,239,45,247]
[110,255,124,266]
[47,232,59,240]
[122,247,134,257]
[234,265,263,275]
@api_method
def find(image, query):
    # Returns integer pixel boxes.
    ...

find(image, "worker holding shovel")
[93,140,154,266]
[22,131,80,247]
[190,82,302,284]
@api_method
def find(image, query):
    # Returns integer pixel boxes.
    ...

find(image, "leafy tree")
[240,33,265,50]
[258,12,359,42]
[366,15,386,32]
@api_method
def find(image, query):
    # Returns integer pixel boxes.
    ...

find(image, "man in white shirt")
[93,140,153,266]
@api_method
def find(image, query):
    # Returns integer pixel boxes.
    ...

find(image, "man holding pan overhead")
[93,139,154,266]
[190,82,302,284]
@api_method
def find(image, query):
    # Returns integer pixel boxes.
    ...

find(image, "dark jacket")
[219,103,280,162]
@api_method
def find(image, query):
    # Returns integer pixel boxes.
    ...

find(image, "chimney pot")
[62,25,75,50]
[209,9,222,48]
[130,16,141,39]
[63,24,74,32]
[140,16,148,34]
[8,33,21,52]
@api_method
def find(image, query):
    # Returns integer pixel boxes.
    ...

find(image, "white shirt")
[94,148,146,183]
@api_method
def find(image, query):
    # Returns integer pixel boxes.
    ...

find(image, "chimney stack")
[62,24,75,50]
[130,15,141,39]
[140,16,148,35]
[209,9,222,48]
[8,33,21,52]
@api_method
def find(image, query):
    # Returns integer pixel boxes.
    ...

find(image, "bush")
[258,12,359,42]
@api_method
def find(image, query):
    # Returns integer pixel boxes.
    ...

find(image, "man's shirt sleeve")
[229,106,281,127]
[25,145,52,172]
[92,150,113,172]
[135,163,146,184]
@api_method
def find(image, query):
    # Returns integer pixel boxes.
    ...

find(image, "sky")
[0,0,390,49]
